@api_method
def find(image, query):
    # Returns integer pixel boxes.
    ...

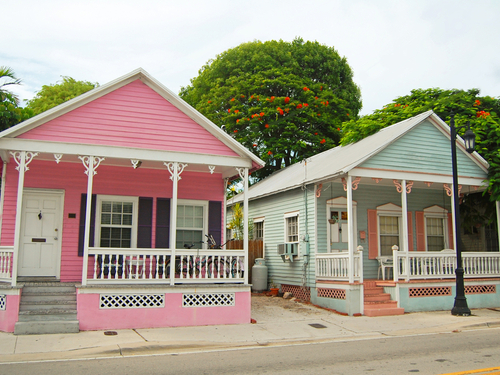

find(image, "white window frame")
[253,216,265,240]
[424,205,449,251]
[176,199,209,249]
[377,203,402,257]
[95,195,139,248]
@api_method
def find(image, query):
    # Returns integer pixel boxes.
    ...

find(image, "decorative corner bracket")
[10,151,38,172]
[208,165,215,174]
[443,183,462,197]
[372,178,382,184]
[79,156,105,176]
[235,167,247,180]
[315,183,323,198]
[54,154,63,164]
[393,180,414,194]
[424,181,433,187]
[341,176,361,191]
[164,162,188,181]
[131,160,142,169]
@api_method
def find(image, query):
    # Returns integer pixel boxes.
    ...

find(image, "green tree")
[26,76,98,115]
[180,38,361,180]
[341,88,500,201]
[0,67,33,130]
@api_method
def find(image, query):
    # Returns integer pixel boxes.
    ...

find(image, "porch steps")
[14,282,79,335]
[364,282,404,317]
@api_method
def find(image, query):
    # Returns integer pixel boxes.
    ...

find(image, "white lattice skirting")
[0,295,5,310]
[183,293,235,307]
[100,294,165,309]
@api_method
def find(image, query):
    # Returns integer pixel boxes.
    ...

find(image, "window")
[426,217,445,251]
[284,212,299,243]
[96,196,138,248]
[379,216,400,256]
[176,200,208,249]
[253,217,264,240]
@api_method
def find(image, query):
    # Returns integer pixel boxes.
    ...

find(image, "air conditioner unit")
[277,243,298,262]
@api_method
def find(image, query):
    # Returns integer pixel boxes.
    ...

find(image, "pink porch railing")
[0,247,13,282]
[315,250,364,282]
[393,250,500,281]
[85,248,245,285]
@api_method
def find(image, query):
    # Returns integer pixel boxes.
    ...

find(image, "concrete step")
[19,299,77,311]
[364,287,385,296]
[364,304,405,317]
[21,292,77,303]
[18,310,78,322]
[22,283,76,294]
[364,293,391,303]
[14,320,79,335]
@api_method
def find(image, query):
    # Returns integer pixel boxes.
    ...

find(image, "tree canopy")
[180,38,361,180]
[0,66,33,131]
[341,88,500,201]
[25,76,98,115]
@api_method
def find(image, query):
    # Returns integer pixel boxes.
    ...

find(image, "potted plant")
[269,279,279,296]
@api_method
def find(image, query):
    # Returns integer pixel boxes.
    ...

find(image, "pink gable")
[18,80,240,157]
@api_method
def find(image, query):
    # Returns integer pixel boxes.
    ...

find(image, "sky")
[2,0,500,116]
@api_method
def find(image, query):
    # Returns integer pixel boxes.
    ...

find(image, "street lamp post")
[449,113,475,316]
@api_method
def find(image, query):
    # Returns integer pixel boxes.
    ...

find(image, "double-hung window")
[253,217,264,240]
[176,200,208,249]
[284,212,299,244]
[96,195,138,248]
[379,216,400,256]
[423,206,448,251]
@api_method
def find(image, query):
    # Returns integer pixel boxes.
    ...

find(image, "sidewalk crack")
[133,329,148,342]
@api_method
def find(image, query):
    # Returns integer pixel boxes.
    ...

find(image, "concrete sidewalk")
[1,295,499,363]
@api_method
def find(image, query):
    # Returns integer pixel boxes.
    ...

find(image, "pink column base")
[0,294,20,333]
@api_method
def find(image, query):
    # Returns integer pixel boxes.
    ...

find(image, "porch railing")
[0,246,13,282]
[393,250,500,281]
[315,250,364,282]
[85,248,245,285]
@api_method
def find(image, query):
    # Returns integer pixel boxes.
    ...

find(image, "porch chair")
[376,256,394,280]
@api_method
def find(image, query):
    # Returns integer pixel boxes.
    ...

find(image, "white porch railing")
[315,250,364,282]
[393,250,500,281]
[0,246,13,282]
[85,248,245,285]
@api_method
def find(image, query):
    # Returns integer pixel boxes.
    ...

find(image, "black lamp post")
[449,113,475,316]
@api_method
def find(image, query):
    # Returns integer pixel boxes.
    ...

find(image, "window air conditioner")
[277,243,298,262]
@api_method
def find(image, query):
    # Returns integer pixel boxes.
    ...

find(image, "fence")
[227,239,263,283]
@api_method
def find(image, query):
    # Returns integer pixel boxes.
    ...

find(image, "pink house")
[0,69,264,334]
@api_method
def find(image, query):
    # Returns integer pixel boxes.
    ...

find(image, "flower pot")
[269,288,279,296]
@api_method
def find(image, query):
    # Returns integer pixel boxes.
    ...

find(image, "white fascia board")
[350,167,488,187]
[0,138,252,168]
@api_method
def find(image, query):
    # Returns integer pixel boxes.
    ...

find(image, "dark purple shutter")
[208,201,222,246]
[137,197,153,248]
[78,194,96,256]
[155,198,170,248]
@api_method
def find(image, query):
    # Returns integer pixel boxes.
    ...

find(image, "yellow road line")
[440,367,500,375]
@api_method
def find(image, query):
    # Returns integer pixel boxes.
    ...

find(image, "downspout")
[0,161,7,242]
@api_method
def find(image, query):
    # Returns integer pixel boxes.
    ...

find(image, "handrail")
[316,251,363,282]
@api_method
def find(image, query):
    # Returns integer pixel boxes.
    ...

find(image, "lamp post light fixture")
[449,113,475,316]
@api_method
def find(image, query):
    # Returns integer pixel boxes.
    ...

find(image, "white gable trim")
[377,203,402,215]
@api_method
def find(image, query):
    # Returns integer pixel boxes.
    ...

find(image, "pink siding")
[1,160,224,282]
[18,80,240,157]
[77,290,251,330]
[0,294,20,332]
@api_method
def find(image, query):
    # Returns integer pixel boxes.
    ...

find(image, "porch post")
[11,152,26,287]
[0,161,7,242]
[168,162,179,286]
[243,168,249,284]
[223,178,229,245]
[81,156,95,286]
[346,175,355,284]
[401,180,409,252]
[450,185,457,250]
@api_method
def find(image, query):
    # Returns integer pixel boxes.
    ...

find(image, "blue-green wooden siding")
[360,120,487,178]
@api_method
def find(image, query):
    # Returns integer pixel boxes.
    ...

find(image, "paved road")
[2,328,499,375]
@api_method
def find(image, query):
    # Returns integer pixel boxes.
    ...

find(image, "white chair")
[376,256,394,280]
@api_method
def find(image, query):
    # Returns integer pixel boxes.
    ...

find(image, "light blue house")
[229,111,500,316]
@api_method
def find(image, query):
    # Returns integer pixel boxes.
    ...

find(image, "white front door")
[18,190,63,277]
